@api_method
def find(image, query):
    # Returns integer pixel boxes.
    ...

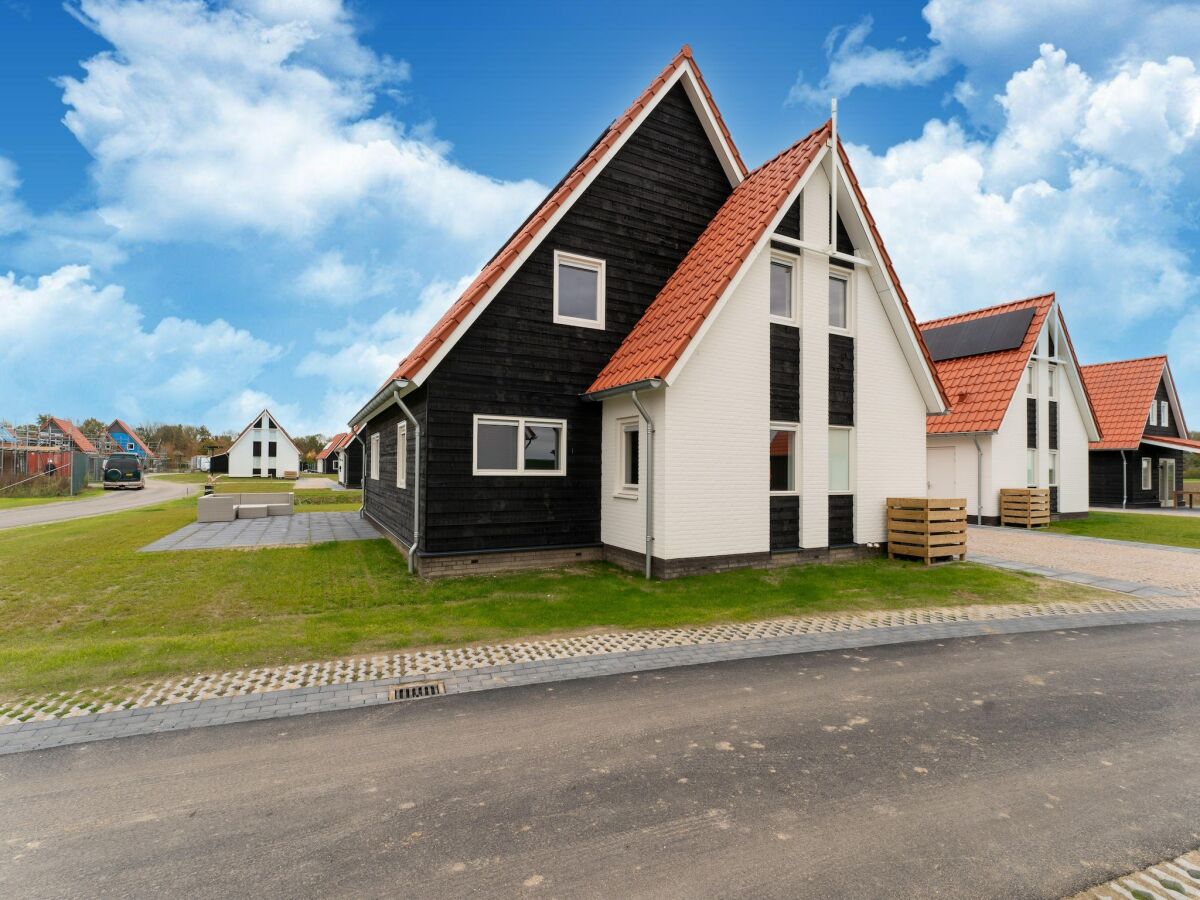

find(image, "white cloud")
[293,250,405,305]
[296,275,471,391]
[0,157,28,237]
[58,0,545,244]
[788,16,952,106]
[0,264,281,425]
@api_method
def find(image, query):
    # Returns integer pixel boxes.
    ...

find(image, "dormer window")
[553,251,605,330]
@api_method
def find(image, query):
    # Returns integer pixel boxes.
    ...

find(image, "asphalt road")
[0,476,193,531]
[4,623,1199,899]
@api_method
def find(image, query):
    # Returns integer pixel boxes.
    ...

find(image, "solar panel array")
[922,307,1036,362]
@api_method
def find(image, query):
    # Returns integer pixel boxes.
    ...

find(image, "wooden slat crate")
[886,497,968,564]
[1000,488,1051,528]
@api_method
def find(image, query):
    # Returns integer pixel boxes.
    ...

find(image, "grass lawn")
[1186,478,1199,490]
[0,486,105,509]
[1048,510,1200,549]
[0,498,1111,700]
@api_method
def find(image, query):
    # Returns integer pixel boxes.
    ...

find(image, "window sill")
[769,490,799,497]
[613,489,639,501]
[769,315,797,327]
[828,326,853,337]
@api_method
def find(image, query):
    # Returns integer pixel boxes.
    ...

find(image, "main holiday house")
[349,47,949,577]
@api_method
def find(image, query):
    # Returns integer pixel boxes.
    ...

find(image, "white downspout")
[391,390,421,576]
[971,435,984,525]
[630,390,655,579]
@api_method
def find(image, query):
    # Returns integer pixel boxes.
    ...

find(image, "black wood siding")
[209,452,228,475]
[829,495,854,546]
[1088,445,1185,508]
[1146,377,1176,437]
[1049,400,1058,450]
[774,196,802,240]
[342,441,364,489]
[362,388,426,546]
[770,324,800,422]
[408,83,733,554]
[1050,486,1059,515]
[829,334,854,426]
[770,495,800,550]
[1026,398,1037,449]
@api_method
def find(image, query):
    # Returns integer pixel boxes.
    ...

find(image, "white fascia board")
[1141,436,1200,453]
[407,64,743,388]
[677,61,744,187]
[834,158,947,415]
[1052,309,1103,442]
[1160,359,1190,437]
[664,146,829,386]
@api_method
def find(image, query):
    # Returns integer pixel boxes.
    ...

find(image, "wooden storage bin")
[886,498,968,564]
[1000,488,1051,528]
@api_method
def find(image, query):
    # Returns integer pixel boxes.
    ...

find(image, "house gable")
[1081,356,1194,451]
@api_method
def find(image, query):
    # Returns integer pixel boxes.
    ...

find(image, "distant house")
[922,295,1100,523]
[0,425,15,446]
[1081,356,1199,508]
[335,430,362,488]
[346,47,949,577]
[316,434,345,474]
[106,419,155,461]
[208,409,301,478]
[44,417,98,455]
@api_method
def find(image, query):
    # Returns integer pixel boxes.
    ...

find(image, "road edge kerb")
[1065,847,1200,898]
[3,606,1199,755]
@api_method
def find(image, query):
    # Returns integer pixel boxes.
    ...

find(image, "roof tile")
[1080,356,1168,450]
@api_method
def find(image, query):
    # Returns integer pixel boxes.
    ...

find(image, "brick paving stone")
[140,512,376,553]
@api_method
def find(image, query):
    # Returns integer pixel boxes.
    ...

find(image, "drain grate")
[389,681,446,702]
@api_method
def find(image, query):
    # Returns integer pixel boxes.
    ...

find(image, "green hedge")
[294,490,362,506]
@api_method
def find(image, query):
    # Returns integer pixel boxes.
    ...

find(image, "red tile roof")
[48,417,97,454]
[383,46,745,389]
[921,295,1054,434]
[110,418,154,457]
[317,433,346,460]
[1080,356,1171,450]
[588,132,948,402]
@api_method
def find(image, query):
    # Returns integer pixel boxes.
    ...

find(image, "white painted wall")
[1056,357,1091,514]
[852,262,929,543]
[927,433,991,519]
[660,250,770,559]
[799,168,831,548]
[225,411,300,477]
[600,391,664,556]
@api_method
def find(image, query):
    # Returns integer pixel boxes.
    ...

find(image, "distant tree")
[292,434,328,457]
[80,417,106,435]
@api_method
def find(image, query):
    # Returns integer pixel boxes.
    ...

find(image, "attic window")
[1160,401,1169,428]
[770,257,794,321]
[1150,401,1158,427]
[553,251,605,330]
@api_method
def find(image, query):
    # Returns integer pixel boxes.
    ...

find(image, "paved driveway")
[970,526,1200,598]
[0,477,194,531]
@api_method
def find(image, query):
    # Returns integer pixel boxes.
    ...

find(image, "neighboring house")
[106,419,156,461]
[316,434,345,474]
[1081,356,1200,508]
[922,295,1101,524]
[44,417,98,455]
[208,409,301,478]
[347,47,948,577]
[335,430,362,488]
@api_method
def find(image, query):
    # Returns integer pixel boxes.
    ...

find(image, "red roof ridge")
[379,46,746,392]
[919,292,1055,329]
[49,416,98,455]
[1080,354,1167,371]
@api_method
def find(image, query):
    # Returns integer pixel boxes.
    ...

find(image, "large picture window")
[828,427,852,492]
[770,425,798,493]
[474,415,566,476]
[553,251,605,329]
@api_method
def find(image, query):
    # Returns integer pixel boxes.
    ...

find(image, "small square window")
[770,427,797,493]
[476,420,519,472]
[770,259,793,320]
[1027,448,1037,487]
[828,276,848,330]
[523,423,562,472]
[829,428,852,492]
[553,251,605,329]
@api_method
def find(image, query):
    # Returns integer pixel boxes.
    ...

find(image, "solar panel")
[922,307,1036,362]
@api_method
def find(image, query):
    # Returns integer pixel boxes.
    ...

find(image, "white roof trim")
[1159,360,1190,437]
[404,62,744,389]
[1141,436,1200,453]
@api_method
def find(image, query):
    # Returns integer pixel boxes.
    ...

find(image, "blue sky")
[1,0,1198,435]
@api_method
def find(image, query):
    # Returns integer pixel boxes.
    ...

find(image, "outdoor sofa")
[197,492,294,522]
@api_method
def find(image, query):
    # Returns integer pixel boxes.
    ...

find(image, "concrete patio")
[140,511,377,552]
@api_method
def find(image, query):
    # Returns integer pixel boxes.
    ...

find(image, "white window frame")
[1160,400,1169,428]
[1048,449,1058,487]
[1141,457,1152,490]
[1026,363,1037,397]
[615,417,640,498]
[828,269,853,335]
[370,433,380,481]
[472,414,568,476]
[769,422,800,495]
[769,252,798,324]
[828,425,854,494]
[1047,364,1056,399]
[396,422,407,489]
[1027,448,1037,488]
[552,250,606,330]
[1149,400,1158,426]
